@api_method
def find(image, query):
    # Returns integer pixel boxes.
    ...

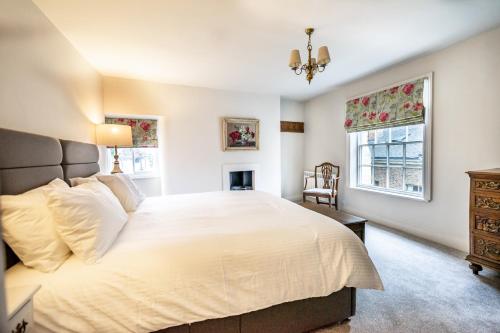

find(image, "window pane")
[133,148,155,173]
[367,131,376,144]
[407,124,423,142]
[354,124,426,198]
[391,126,406,142]
[360,146,373,165]
[108,147,158,175]
[375,128,389,144]
[405,168,423,193]
[358,131,368,145]
[112,148,134,174]
[406,143,423,166]
[389,167,404,190]
[359,166,372,186]
[389,145,403,165]
[373,166,387,188]
[373,146,387,166]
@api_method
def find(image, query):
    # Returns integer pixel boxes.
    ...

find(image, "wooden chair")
[303,162,340,210]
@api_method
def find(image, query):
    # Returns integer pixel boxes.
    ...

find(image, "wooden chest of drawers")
[466,169,500,275]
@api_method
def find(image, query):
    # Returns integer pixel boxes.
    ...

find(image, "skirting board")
[343,206,466,252]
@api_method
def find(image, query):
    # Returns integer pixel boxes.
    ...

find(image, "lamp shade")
[288,49,302,68]
[317,46,331,65]
[96,124,132,147]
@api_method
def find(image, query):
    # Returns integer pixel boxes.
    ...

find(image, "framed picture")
[222,117,259,151]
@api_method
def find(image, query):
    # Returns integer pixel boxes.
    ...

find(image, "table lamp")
[96,124,133,174]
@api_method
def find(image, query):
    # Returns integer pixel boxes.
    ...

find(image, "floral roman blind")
[105,117,158,148]
[344,78,426,133]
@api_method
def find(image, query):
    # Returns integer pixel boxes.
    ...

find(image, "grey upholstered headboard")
[0,128,100,269]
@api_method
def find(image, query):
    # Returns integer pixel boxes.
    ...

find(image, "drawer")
[472,193,500,211]
[473,179,500,193]
[472,236,500,262]
[8,299,34,333]
[473,214,500,235]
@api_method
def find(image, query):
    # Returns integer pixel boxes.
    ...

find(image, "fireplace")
[222,163,260,191]
[229,171,253,191]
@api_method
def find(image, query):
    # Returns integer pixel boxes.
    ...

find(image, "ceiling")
[33,0,500,101]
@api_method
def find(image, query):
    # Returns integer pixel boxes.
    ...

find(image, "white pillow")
[45,181,128,264]
[69,173,100,187]
[96,175,140,212]
[116,173,146,203]
[1,178,71,272]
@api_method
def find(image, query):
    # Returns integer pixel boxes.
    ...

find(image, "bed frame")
[0,127,355,333]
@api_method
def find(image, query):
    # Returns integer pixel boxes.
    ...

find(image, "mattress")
[5,191,383,333]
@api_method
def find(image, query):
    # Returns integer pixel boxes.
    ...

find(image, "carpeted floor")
[315,223,500,333]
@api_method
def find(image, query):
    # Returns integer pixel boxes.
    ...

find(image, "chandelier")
[288,28,331,84]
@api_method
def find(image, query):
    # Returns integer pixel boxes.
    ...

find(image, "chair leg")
[328,197,332,208]
[334,195,338,210]
[303,194,306,203]
[316,196,320,204]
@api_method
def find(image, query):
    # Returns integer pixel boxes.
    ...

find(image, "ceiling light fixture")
[289,28,331,84]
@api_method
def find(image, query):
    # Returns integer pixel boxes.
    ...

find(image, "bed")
[0,128,383,333]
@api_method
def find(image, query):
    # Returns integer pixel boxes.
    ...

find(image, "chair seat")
[303,188,336,196]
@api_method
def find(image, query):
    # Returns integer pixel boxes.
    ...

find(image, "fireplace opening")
[230,171,253,191]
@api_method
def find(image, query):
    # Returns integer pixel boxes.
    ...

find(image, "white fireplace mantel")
[222,163,260,191]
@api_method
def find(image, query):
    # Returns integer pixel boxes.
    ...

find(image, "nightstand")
[7,285,40,333]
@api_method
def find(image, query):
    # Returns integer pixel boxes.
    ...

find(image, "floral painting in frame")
[222,118,259,151]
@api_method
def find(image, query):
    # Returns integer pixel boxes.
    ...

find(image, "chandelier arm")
[294,67,303,75]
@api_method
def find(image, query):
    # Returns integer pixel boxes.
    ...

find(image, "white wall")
[0,0,103,143]
[0,0,103,326]
[304,26,500,252]
[280,99,305,202]
[133,177,163,197]
[103,77,281,196]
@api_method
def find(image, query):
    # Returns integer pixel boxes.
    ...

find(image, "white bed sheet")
[6,191,383,333]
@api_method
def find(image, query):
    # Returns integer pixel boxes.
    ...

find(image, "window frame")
[347,73,432,202]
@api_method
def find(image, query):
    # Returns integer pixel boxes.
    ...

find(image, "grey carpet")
[315,223,500,333]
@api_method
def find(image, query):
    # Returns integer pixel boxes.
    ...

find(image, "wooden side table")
[300,202,366,242]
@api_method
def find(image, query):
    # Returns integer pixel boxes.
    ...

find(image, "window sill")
[350,185,429,202]
[128,174,160,180]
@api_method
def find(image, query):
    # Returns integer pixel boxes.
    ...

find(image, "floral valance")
[344,78,426,133]
[105,117,158,148]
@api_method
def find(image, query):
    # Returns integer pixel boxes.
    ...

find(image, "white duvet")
[6,191,383,333]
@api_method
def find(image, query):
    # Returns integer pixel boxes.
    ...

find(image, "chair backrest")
[314,162,340,191]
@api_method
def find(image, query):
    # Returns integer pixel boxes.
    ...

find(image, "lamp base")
[111,161,123,174]
[110,145,123,174]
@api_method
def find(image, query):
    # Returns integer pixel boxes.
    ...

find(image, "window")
[348,75,431,201]
[106,147,159,177]
[356,124,424,196]
[104,117,160,178]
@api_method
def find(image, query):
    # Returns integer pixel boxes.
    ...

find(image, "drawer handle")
[12,319,28,333]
